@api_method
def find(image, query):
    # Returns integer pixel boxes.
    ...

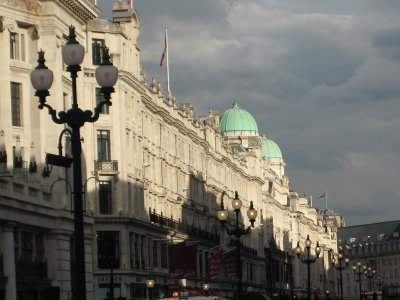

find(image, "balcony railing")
[149,208,220,242]
[94,160,119,175]
[149,209,182,231]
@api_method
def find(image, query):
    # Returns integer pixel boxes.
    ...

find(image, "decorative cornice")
[141,95,209,150]
[56,0,99,22]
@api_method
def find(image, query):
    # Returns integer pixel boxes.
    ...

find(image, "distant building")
[338,220,400,299]
[0,1,342,300]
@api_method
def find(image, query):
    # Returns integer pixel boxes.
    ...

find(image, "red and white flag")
[160,31,167,67]
[127,0,131,6]
[317,193,326,199]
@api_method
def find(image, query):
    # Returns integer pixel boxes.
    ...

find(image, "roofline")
[339,219,400,229]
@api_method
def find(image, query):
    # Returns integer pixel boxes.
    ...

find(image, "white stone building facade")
[0,1,342,300]
[338,221,400,300]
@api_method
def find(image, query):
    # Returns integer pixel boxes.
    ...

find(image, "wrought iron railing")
[149,208,220,242]
[149,209,182,231]
[94,160,118,172]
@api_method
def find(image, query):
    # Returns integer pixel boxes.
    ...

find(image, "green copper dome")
[220,103,258,133]
[261,134,283,158]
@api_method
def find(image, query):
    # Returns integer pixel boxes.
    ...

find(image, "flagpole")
[165,28,171,96]
[310,195,313,207]
[325,192,328,210]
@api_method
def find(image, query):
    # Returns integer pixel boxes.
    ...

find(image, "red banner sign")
[168,242,197,278]
[208,249,223,280]
[224,250,236,278]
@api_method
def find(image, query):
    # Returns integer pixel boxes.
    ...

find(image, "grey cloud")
[373,27,400,60]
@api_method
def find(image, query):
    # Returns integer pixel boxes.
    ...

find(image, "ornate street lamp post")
[202,283,210,296]
[377,276,383,292]
[30,26,118,300]
[146,279,155,300]
[294,235,321,300]
[217,191,257,300]
[364,267,376,292]
[325,290,330,300]
[353,261,366,300]
[331,253,349,300]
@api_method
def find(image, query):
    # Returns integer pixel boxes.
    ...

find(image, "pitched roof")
[337,220,400,246]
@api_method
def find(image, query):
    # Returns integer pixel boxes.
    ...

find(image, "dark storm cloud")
[98,0,400,225]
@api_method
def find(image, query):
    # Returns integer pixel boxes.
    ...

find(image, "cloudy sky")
[97,0,400,226]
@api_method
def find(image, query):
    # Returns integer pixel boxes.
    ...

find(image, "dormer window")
[362,235,371,242]
[347,237,356,244]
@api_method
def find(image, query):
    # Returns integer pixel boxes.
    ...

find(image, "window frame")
[97,231,120,269]
[95,88,109,114]
[10,82,22,127]
[92,38,105,65]
[99,180,112,215]
[97,130,111,161]
[10,32,18,59]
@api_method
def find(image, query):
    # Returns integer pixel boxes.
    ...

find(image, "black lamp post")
[217,191,257,300]
[294,235,321,300]
[364,267,376,292]
[331,253,349,300]
[377,276,383,292]
[30,26,118,300]
[202,283,210,297]
[353,261,366,300]
[146,279,155,300]
[325,290,330,300]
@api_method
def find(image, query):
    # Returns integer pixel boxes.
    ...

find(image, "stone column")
[120,230,129,269]
[137,235,142,270]
[49,230,73,300]
[2,223,17,300]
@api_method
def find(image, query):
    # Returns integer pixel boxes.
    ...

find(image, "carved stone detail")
[0,0,42,13]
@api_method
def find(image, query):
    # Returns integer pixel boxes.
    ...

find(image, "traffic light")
[293,294,297,300]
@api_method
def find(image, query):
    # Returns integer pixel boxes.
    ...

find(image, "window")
[92,39,105,65]
[97,231,119,269]
[14,229,20,258]
[153,241,158,267]
[10,32,18,59]
[199,251,203,275]
[13,146,23,168]
[161,243,167,268]
[21,231,33,260]
[268,181,273,194]
[97,130,110,161]
[11,82,22,126]
[20,34,25,61]
[35,234,44,262]
[96,88,109,114]
[99,181,112,215]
